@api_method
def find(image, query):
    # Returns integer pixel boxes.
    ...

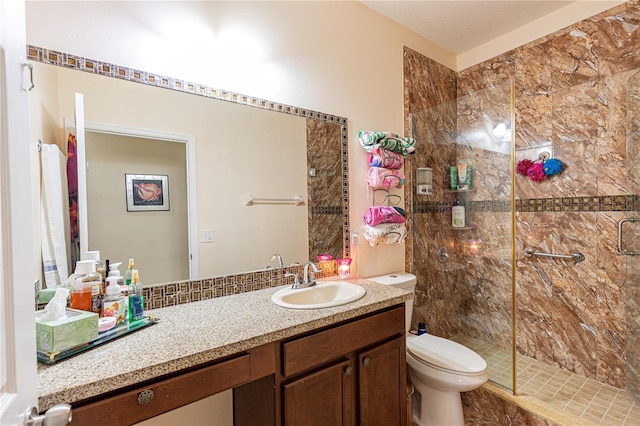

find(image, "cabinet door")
[358,337,406,426]
[283,359,355,426]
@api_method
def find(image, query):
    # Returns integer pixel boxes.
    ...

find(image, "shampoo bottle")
[452,199,466,228]
[129,269,144,322]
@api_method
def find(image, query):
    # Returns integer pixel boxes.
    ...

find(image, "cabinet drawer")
[282,305,404,378]
[71,354,251,425]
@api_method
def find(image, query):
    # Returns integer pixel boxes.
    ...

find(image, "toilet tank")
[367,272,416,332]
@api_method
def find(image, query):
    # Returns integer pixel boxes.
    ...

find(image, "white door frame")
[66,118,199,281]
[1,0,39,423]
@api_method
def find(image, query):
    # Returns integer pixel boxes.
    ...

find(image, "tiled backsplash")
[37,263,339,311]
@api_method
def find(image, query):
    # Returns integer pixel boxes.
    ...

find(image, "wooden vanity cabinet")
[279,305,407,426]
[67,305,406,426]
[70,343,274,425]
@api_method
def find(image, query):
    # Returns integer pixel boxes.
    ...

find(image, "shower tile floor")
[453,334,640,425]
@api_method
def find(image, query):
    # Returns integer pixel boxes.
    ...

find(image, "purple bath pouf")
[543,158,564,176]
[527,162,546,182]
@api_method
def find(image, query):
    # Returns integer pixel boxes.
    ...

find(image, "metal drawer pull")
[363,357,371,367]
[618,217,638,256]
[138,389,155,405]
[344,367,353,376]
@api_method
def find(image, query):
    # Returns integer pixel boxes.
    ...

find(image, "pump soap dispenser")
[103,265,127,326]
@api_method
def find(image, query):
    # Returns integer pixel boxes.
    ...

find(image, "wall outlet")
[200,229,215,243]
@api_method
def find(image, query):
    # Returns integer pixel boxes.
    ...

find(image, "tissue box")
[37,288,58,304]
[35,308,99,353]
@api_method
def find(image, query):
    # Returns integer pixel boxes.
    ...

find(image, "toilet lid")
[406,334,487,373]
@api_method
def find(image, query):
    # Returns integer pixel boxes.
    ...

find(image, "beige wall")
[85,133,188,285]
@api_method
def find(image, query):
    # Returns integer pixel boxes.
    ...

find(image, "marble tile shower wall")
[405,0,640,391]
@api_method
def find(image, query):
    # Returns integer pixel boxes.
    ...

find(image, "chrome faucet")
[302,261,321,287]
[288,261,321,289]
[270,253,284,269]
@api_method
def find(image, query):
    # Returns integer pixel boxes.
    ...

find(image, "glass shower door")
[625,70,640,403]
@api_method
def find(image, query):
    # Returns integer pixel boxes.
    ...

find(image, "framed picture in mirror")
[125,174,169,211]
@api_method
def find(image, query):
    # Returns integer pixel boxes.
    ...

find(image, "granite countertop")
[37,278,412,411]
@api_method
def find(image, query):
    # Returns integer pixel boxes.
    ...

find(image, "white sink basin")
[271,281,366,309]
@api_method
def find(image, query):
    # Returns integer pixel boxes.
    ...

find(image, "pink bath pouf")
[517,159,534,176]
[527,163,546,181]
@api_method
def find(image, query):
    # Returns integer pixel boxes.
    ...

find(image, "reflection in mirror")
[28,45,349,287]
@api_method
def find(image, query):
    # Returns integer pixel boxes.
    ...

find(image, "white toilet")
[369,272,488,426]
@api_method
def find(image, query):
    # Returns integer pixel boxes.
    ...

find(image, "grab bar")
[244,194,304,206]
[523,248,585,263]
[618,217,638,256]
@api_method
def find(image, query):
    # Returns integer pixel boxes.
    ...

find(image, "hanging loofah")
[527,162,546,182]
[517,151,565,183]
[516,159,534,176]
[543,158,564,176]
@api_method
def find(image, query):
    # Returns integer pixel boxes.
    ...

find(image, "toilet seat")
[406,334,487,375]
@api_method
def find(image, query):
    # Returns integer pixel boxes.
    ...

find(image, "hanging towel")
[363,206,406,226]
[368,147,404,170]
[41,144,70,288]
[358,130,416,157]
[363,223,407,247]
[367,166,405,189]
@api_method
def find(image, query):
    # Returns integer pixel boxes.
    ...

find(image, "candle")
[336,258,352,279]
[317,254,333,262]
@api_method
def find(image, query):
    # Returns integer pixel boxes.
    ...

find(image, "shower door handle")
[618,217,638,256]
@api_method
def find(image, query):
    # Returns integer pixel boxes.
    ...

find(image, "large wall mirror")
[28,46,349,287]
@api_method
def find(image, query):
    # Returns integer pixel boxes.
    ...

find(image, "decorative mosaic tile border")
[516,195,639,213]
[26,44,351,258]
[414,195,639,214]
[141,264,344,310]
[311,206,344,215]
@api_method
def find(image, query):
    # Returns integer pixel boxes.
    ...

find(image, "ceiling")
[360,1,575,54]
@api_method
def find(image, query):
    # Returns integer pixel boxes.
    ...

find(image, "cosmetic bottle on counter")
[129,269,144,322]
[105,262,124,292]
[452,199,466,228]
[70,260,102,315]
[103,274,127,326]
[125,258,135,286]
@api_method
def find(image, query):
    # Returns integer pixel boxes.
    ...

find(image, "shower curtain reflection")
[407,80,515,392]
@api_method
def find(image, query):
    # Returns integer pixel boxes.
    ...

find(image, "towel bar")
[523,248,585,263]
[244,194,304,206]
[617,217,638,256]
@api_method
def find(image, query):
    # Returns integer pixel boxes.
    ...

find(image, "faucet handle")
[284,273,299,286]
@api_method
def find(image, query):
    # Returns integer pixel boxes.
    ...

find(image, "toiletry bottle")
[103,274,127,326]
[129,269,144,322]
[125,258,135,286]
[452,199,466,228]
[70,261,102,315]
[449,166,458,190]
[105,262,125,292]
